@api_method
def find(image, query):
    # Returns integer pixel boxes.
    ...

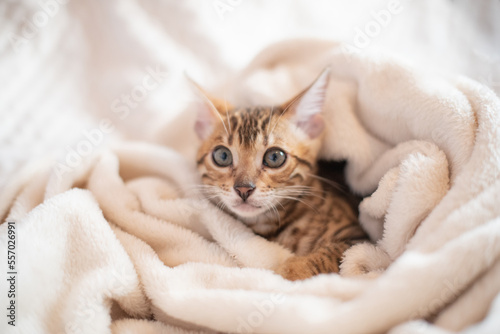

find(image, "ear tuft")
[185,74,231,140]
[286,68,330,138]
[194,107,216,140]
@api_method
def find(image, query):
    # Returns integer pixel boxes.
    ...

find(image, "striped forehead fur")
[226,106,276,148]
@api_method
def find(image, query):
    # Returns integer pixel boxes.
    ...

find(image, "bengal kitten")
[192,69,367,280]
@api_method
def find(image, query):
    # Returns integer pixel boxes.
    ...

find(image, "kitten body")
[193,70,367,280]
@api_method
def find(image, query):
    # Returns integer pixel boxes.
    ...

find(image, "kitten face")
[193,69,330,222]
[196,106,322,219]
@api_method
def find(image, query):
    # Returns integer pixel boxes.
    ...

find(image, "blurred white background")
[0,0,499,187]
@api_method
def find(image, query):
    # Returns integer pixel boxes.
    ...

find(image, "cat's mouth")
[234,202,261,211]
[231,201,263,217]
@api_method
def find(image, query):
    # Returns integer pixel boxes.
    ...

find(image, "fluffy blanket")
[1,35,500,334]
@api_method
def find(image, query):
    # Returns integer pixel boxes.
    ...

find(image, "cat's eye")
[212,146,233,167]
[263,148,286,168]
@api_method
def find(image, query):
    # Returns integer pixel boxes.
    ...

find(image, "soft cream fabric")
[1,38,500,333]
[2,1,500,333]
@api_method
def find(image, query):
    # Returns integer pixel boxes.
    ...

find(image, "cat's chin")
[230,202,266,218]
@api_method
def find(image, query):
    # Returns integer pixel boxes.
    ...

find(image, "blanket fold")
[1,40,500,334]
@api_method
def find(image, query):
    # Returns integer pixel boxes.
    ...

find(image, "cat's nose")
[234,184,256,201]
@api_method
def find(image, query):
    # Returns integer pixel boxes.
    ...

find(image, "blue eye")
[263,148,286,168]
[212,146,233,167]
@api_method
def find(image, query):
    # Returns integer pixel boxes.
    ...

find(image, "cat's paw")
[275,257,315,281]
[340,243,391,276]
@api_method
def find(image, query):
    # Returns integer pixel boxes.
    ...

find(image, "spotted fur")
[193,71,367,280]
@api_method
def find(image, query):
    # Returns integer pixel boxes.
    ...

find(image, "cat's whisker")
[274,199,285,211]
[193,88,230,137]
[266,105,274,136]
[263,201,280,228]
[223,91,232,134]
[273,195,319,214]
[271,203,281,228]
[185,184,220,190]
[185,184,226,203]
[184,188,215,195]
[306,173,346,193]
[215,114,230,137]
[183,191,209,200]
[282,185,315,189]
[280,193,326,202]
[281,185,322,192]
[183,184,218,192]
[262,201,271,216]
[277,186,326,201]
[185,184,216,188]
[279,189,325,199]
[278,186,320,193]
[204,194,221,201]
[184,188,220,198]
[215,199,226,212]
[268,93,303,138]
[279,188,319,193]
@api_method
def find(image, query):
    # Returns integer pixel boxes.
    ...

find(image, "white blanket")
[2,1,500,334]
[2,36,500,333]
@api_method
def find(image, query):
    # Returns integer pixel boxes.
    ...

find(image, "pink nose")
[234,184,255,201]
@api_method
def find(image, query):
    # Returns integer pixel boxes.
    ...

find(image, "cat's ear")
[282,68,330,139]
[186,75,233,140]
